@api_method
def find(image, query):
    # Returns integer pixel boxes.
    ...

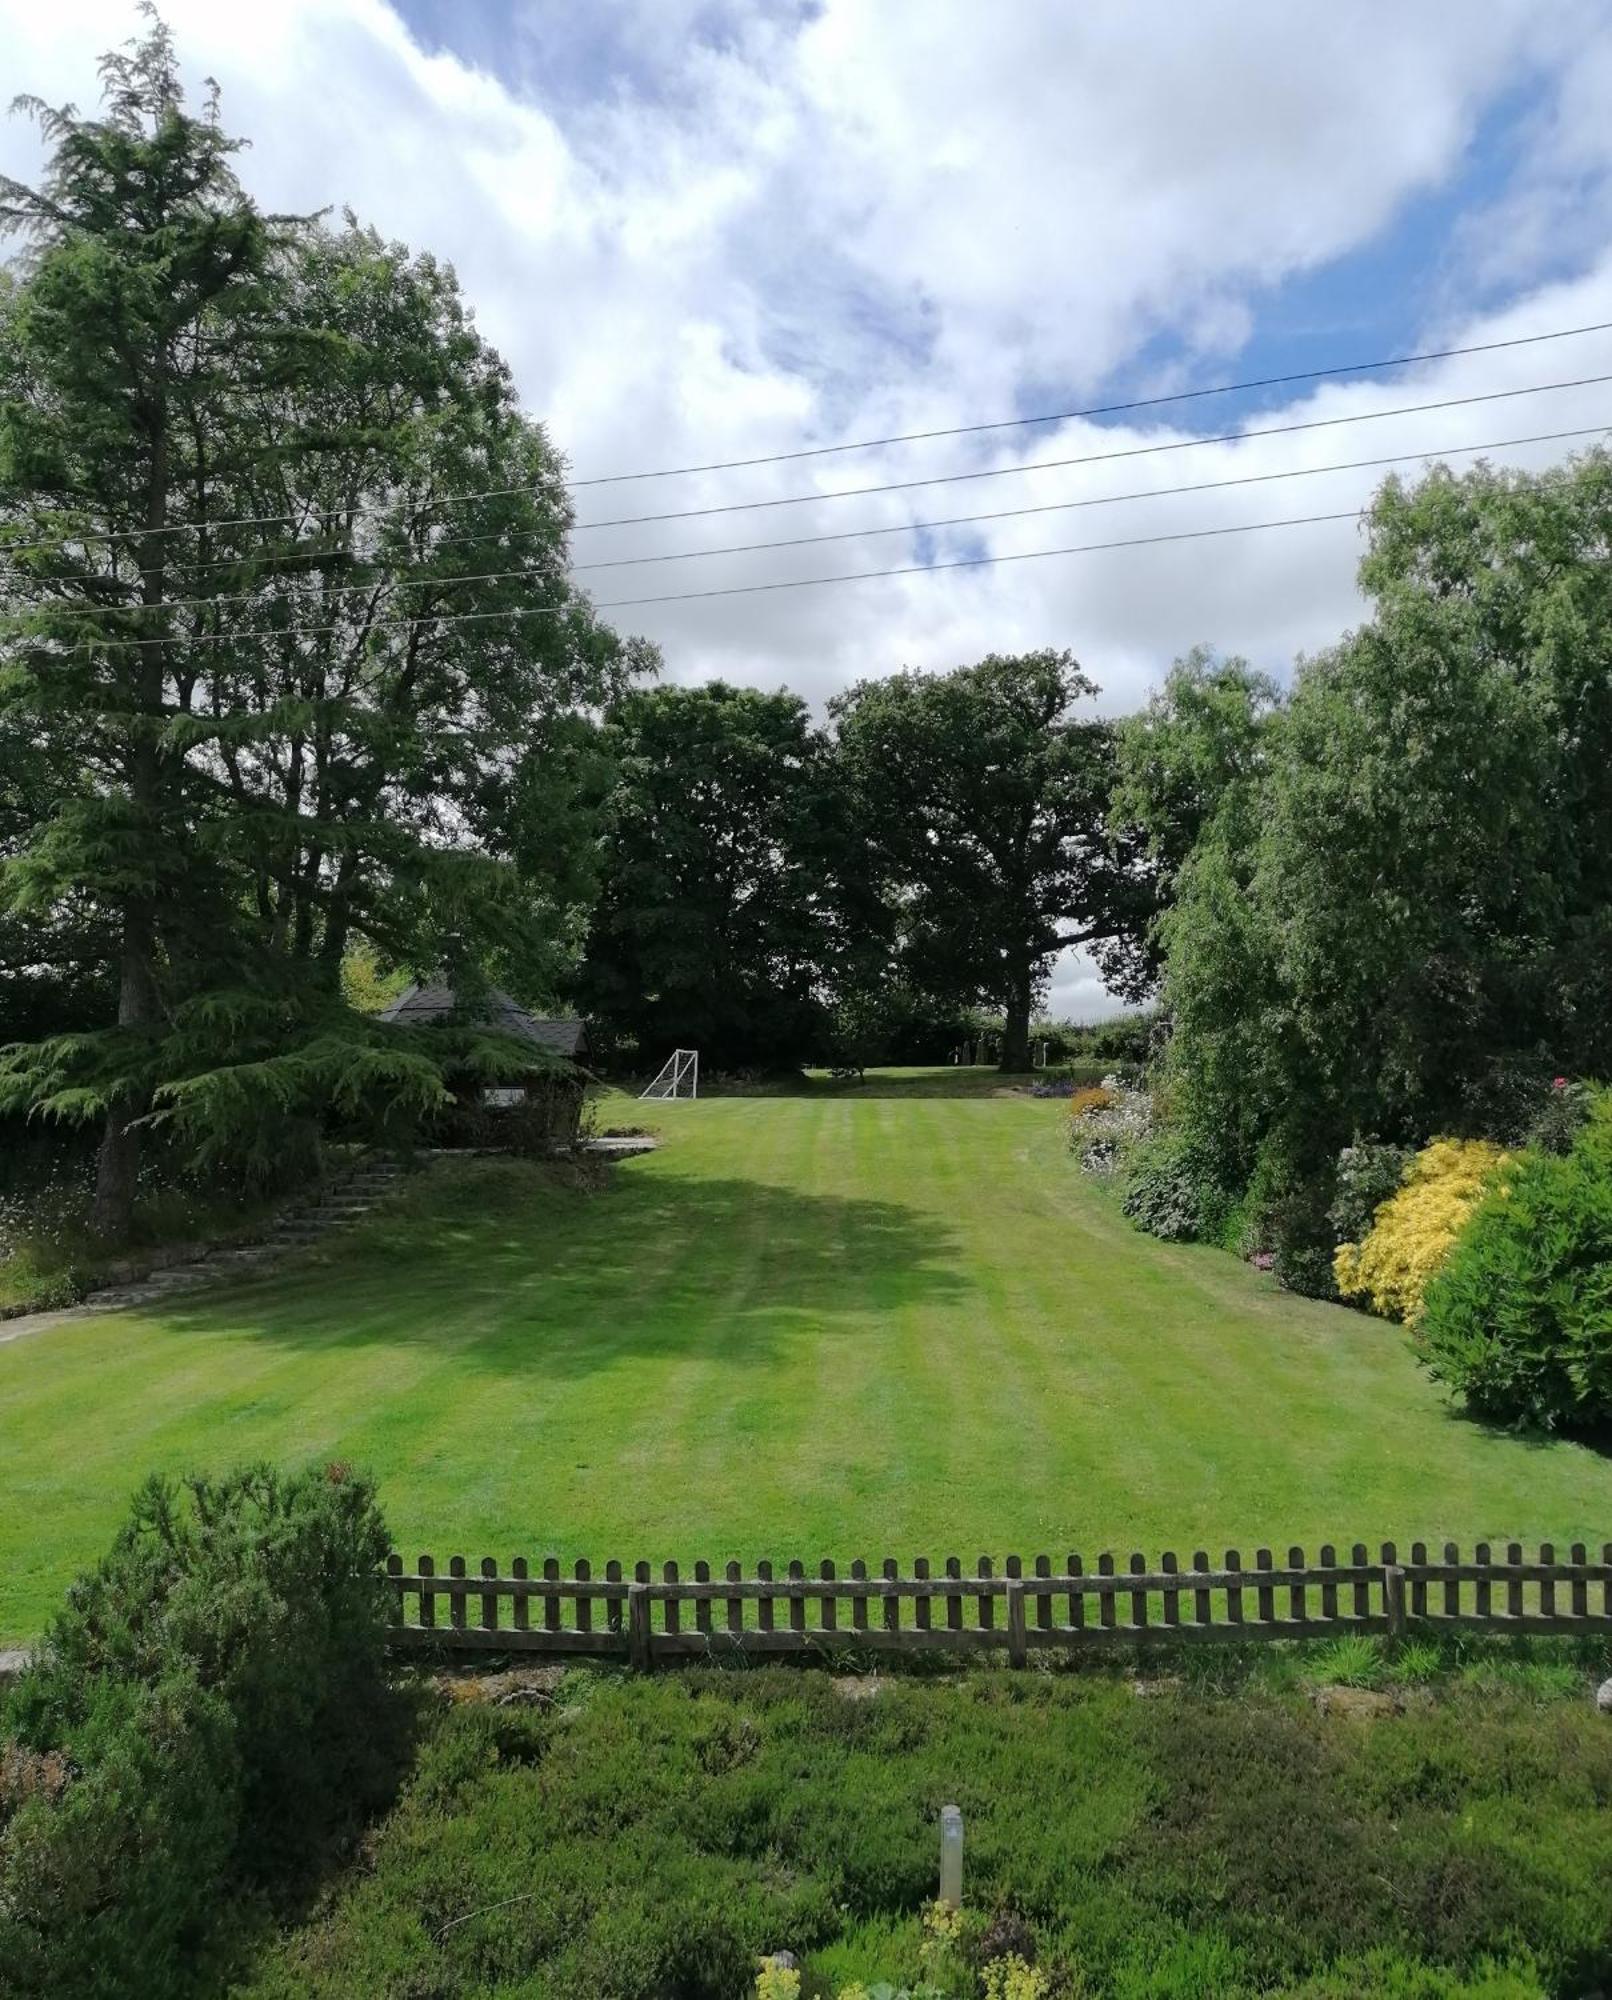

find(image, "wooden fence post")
[1383,1561,1406,1641]
[1006,1579,1027,1668]
[628,1581,653,1672]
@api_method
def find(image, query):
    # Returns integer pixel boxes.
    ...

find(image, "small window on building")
[482,1086,528,1108]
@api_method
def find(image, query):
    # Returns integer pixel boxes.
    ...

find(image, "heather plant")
[0,1672,241,2000]
[1334,1139,1509,1322]
[241,1668,1611,1999]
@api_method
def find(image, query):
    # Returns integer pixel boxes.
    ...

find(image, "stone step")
[67,1163,426,1314]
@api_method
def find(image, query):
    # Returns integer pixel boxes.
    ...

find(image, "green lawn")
[3,1080,1610,1642]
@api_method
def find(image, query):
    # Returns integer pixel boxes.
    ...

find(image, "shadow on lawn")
[155,1162,972,1379]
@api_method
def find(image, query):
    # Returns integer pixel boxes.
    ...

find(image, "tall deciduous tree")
[830,650,1135,1071]
[1106,644,1279,1000]
[1161,450,1612,1189]
[579,682,839,1068]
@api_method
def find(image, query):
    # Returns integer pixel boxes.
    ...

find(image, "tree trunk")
[1000,965,1033,1073]
[91,390,169,1242]
[91,1098,143,1241]
[90,914,160,1240]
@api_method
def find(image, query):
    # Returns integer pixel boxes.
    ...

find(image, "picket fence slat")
[382,1535,1612,1665]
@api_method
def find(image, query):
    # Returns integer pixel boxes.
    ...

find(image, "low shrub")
[1524,1077,1594,1157]
[1416,1095,1612,1431]
[1334,1139,1509,1323]
[0,1674,241,2000]
[0,1463,404,1997]
[1067,1084,1117,1120]
[1120,1130,1233,1243]
[1328,1139,1413,1246]
[1236,1140,1340,1298]
[238,1668,1612,1999]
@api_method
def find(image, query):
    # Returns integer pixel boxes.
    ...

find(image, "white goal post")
[639,1048,699,1100]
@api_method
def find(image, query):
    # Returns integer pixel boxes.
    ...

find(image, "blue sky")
[6,0,1612,1013]
[386,0,1599,439]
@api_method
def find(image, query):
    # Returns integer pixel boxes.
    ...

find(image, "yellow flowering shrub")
[1069,1084,1117,1119]
[1333,1138,1509,1322]
[922,1899,964,1942]
[984,1954,1051,2000]
[755,1959,801,2000]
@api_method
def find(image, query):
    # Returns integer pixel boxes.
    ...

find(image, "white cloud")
[7,0,1612,1018]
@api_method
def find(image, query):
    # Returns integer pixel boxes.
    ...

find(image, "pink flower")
[1552,1076,1568,1089]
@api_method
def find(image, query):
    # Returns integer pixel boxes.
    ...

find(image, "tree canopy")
[0,19,647,1232]
[578,681,840,1068]
[1153,449,1612,1212]
[831,650,1139,1070]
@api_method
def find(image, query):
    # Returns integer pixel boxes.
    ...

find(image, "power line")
[14,419,1605,622]
[572,372,1612,529]
[31,507,1370,654]
[568,422,1609,574]
[3,350,1610,560]
[566,317,1612,485]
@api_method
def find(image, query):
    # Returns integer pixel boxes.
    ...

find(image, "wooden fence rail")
[383,1540,1612,1667]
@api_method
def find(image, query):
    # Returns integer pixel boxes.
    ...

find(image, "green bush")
[0,1674,241,2000]
[1068,1010,1160,1064]
[1236,1140,1340,1298]
[0,1463,404,1997]
[34,1463,400,1880]
[1120,1131,1232,1243]
[1524,1078,1594,1157]
[1328,1139,1413,1245]
[1417,1097,1612,1430]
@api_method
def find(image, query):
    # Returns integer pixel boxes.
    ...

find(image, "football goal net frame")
[639,1048,699,1100]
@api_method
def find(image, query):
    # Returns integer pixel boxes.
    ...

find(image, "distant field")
[3,1077,1610,1642]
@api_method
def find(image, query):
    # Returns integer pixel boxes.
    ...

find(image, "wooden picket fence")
[385,1538,1612,1668]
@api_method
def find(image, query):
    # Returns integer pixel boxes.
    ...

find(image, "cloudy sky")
[6,1,1612,1016]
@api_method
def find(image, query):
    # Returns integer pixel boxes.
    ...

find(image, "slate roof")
[377,983,587,1058]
